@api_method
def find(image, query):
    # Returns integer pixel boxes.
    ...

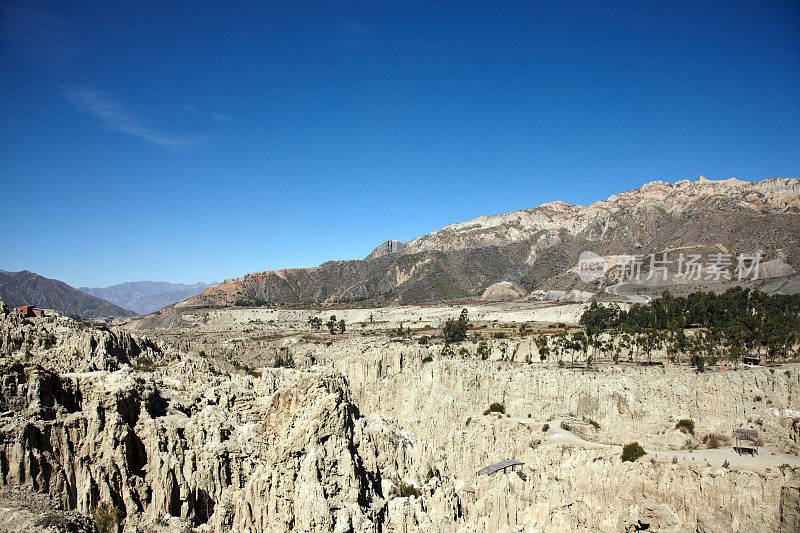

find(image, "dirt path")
[604,283,653,304]
[514,417,800,472]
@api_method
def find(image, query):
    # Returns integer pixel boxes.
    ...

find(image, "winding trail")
[513,417,800,473]
[604,283,653,305]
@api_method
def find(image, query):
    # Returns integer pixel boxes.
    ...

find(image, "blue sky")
[1,0,798,287]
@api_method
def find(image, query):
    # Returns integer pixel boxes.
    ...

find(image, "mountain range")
[79,281,216,315]
[5,177,799,319]
[0,270,134,319]
[175,177,800,310]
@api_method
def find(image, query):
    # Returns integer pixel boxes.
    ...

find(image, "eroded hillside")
[4,299,797,531]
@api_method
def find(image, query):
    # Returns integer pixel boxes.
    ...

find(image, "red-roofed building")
[17,305,44,318]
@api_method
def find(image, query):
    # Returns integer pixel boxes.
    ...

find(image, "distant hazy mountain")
[0,270,134,319]
[79,281,216,315]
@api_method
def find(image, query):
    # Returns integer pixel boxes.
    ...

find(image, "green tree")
[443,308,469,343]
[308,316,322,331]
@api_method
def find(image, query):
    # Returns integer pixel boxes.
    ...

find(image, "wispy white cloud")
[63,88,207,152]
[211,112,231,121]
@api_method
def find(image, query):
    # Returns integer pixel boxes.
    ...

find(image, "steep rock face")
[176,177,800,309]
[298,342,800,532]
[0,359,390,532]
[318,349,800,454]
[780,484,800,532]
[0,302,397,531]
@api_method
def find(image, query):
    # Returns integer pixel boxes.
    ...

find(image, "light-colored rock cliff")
[3,303,800,531]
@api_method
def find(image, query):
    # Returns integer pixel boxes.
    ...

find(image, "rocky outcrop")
[780,484,800,532]
[0,307,157,373]
[480,281,526,301]
[366,240,406,261]
[0,357,392,532]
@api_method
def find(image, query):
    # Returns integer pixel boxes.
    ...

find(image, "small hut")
[733,428,759,455]
[16,305,44,318]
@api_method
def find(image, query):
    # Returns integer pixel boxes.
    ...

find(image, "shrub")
[542,423,550,432]
[458,346,469,356]
[133,355,157,372]
[621,442,646,462]
[418,335,430,346]
[35,513,68,529]
[483,402,505,415]
[675,419,695,435]
[422,355,433,364]
[93,501,123,533]
[274,350,295,368]
[390,481,421,499]
[702,433,730,449]
[307,316,323,331]
[476,340,490,360]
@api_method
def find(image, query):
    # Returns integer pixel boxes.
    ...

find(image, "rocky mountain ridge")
[182,177,800,309]
[402,176,800,254]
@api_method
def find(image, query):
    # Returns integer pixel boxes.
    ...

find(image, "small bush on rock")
[93,501,123,533]
[621,442,646,462]
[483,402,505,415]
[676,419,695,435]
[390,481,421,499]
[476,340,490,360]
[702,433,730,449]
